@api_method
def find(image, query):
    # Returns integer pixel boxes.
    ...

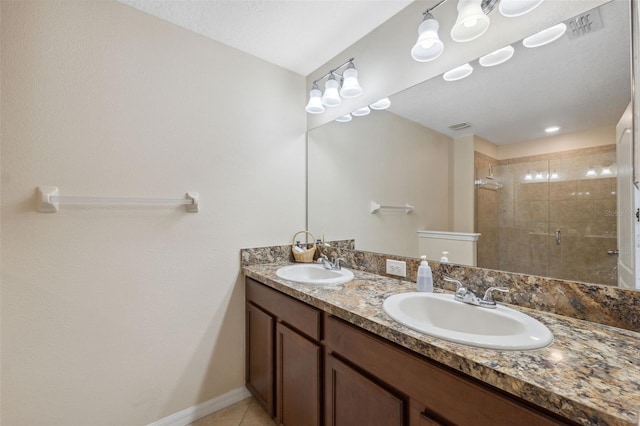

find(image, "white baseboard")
[148,386,252,426]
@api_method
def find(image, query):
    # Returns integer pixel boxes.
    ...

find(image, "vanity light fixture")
[479,45,515,67]
[339,62,363,98]
[305,82,325,114]
[523,23,567,48]
[499,0,544,17]
[321,73,342,107]
[451,0,491,42]
[369,98,391,110]
[305,58,363,114]
[550,170,559,179]
[585,166,597,177]
[411,11,445,62]
[534,170,544,180]
[335,114,353,123]
[545,126,560,133]
[524,171,533,181]
[443,63,474,81]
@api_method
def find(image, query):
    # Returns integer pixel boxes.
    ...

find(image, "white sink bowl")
[276,264,354,285]
[383,292,553,350]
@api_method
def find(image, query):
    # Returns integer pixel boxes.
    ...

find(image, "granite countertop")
[243,262,640,426]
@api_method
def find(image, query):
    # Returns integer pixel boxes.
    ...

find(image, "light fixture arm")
[312,58,356,86]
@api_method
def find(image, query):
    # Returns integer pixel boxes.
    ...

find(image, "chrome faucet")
[444,277,509,309]
[317,254,346,270]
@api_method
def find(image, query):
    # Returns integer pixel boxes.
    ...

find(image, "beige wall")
[308,111,451,258]
[1,2,305,425]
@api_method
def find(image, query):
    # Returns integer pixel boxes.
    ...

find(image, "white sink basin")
[383,292,553,350]
[276,264,354,285]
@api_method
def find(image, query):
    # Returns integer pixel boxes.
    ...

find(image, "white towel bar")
[36,186,199,213]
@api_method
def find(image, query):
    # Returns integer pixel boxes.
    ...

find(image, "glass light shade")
[586,167,597,177]
[535,171,544,180]
[499,0,544,17]
[370,98,391,110]
[335,114,352,123]
[305,87,325,114]
[524,171,533,181]
[443,63,473,81]
[321,75,341,107]
[523,23,567,48]
[450,0,490,42]
[339,67,363,98]
[479,45,514,67]
[351,106,371,117]
[601,166,612,176]
[411,15,444,62]
[550,170,559,179]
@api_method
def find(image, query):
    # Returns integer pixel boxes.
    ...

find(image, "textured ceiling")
[117,0,413,76]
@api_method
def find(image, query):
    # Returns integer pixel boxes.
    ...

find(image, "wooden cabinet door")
[325,352,405,426]
[246,302,275,417]
[276,322,321,426]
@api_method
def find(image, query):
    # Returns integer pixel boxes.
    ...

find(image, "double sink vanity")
[242,244,640,425]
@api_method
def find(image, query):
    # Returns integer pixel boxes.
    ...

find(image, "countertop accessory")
[291,230,316,263]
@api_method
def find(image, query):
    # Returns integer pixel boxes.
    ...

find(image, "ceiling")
[117,0,413,76]
[118,0,630,145]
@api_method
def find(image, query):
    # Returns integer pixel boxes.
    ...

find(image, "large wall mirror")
[308,0,636,289]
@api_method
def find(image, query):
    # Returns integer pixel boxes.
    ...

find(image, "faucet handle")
[334,257,346,270]
[443,277,463,291]
[480,287,509,308]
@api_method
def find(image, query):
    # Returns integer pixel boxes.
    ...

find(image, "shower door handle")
[555,229,561,245]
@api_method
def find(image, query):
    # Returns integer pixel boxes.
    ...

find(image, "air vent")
[448,122,471,131]
[565,8,603,40]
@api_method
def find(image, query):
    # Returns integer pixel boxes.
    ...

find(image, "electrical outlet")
[386,259,407,277]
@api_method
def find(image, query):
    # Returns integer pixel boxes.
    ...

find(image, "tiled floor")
[188,397,276,426]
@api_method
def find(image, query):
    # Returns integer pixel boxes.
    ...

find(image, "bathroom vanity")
[243,259,640,426]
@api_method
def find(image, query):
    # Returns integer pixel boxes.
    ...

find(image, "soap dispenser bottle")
[416,255,433,292]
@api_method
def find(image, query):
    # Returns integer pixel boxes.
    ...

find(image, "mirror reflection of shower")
[475,147,618,286]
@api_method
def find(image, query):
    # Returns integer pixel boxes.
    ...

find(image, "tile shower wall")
[476,146,618,286]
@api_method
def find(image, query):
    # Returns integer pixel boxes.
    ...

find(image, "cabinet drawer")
[325,315,571,426]
[246,278,321,341]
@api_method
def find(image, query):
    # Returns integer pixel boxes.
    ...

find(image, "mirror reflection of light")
[601,165,612,175]
[479,45,515,67]
[545,126,560,133]
[550,170,559,179]
[523,23,567,48]
[586,167,597,177]
[524,171,533,181]
[370,98,391,110]
[352,106,371,117]
[535,171,544,180]
[443,63,474,81]
[548,349,564,363]
[335,114,352,123]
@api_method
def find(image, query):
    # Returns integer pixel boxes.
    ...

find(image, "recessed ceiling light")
[443,63,474,82]
[523,23,567,48]
[545,126,560,133]
[479,45,515,67]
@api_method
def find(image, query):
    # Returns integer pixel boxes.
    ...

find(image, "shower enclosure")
[475,146,618,286]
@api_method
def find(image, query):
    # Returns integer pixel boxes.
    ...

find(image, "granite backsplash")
[241,241,640,333]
